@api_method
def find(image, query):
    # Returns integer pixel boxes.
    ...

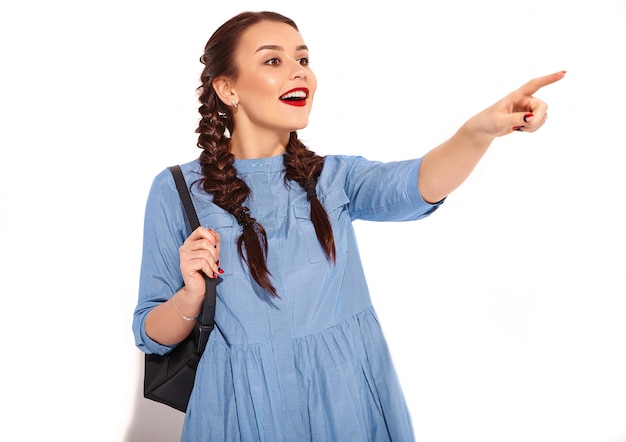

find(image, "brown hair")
[195,11,335,296]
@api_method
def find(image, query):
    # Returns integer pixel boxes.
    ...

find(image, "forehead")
[237,20,306,55]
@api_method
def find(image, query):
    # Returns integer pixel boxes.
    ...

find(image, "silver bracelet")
[173,293,199,321]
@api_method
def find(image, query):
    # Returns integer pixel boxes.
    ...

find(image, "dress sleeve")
[339,155,444,222]
[132,168,188,355]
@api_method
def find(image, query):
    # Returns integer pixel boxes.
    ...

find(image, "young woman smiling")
[133,10,565,441]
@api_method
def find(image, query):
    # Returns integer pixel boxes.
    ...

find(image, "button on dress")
[133,154,443,441]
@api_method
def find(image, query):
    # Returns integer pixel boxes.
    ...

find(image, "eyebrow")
[255,44,308,53]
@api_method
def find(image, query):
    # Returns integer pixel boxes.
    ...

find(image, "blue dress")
[133,154,443,441]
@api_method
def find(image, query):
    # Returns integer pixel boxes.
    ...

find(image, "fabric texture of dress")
[133,154,443,441]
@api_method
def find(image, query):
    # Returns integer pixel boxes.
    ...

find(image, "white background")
[1,1,625,441]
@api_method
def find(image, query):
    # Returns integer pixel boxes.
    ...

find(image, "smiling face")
[224,20,317,144]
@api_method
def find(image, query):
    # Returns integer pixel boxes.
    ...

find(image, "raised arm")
[418,71,566,203]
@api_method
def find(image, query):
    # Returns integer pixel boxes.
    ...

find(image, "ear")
[212,77,238,108]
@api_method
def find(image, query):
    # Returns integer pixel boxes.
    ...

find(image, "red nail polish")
[523,113,534,123]
[218,268,224,274]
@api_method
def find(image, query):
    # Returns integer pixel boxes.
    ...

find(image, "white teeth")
[280,90,306,100]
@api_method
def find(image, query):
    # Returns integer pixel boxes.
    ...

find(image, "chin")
[286,118,310,132]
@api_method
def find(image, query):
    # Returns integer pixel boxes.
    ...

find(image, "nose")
[291,62,307,80]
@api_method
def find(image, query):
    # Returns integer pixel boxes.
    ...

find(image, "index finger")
[518,70,567,96]
[189,226,219,244]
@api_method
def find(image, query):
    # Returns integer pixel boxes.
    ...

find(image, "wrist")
[173,289,203,321]
[460,118,496,147]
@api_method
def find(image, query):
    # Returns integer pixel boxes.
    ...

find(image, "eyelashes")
[263,57,310,66]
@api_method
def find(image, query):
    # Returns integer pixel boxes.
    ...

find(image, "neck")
[229,129,290,160]
[231,144,286,159]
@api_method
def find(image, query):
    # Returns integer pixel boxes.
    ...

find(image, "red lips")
[279,87,309,107]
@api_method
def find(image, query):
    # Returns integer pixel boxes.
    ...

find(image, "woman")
[133,10,565,441]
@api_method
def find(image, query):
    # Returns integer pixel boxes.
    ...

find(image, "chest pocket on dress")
[198,212,235,275]
[293,188,350,263]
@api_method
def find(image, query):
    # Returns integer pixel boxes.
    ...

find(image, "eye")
[264,57,280,66]
[298,57,310,66]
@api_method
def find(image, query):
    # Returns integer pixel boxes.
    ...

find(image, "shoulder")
[175,159,203,188]
[322,154,362,169]
[320,155,367,179]
[149,159,203,195]
[321,154,419,183]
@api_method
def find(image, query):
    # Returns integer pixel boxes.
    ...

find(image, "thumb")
[493,111,533,133]
[513,111,535,125]
[510,110,550,133]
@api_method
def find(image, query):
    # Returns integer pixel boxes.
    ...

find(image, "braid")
[196,85,276,296]
[284,132,336,262]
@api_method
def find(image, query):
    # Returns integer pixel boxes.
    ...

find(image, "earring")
[231,99,238,109]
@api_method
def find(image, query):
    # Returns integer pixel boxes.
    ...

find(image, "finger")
[514,98,547,123]
[185,227,209,247]
[187,226,220,250]
[183,227,222,276]
[206,228,220,251]
[181,248,220,279]
[186,238,218,254]
[525,113,548,133]
[206,228,222,277]
[512,111,548,133]
[528,96,548,114]
[179,251,209,295]
[509,111,537,125]
[188,226,219,242]
[207,228,222,270]
[507,94,547,126]
[517,70,566,97]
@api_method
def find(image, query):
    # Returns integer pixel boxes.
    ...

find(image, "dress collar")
[234,154,285,174]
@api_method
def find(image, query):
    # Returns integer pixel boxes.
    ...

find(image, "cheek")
[251,75,280,96]
[265,80,282,98]
[237,72,278,101]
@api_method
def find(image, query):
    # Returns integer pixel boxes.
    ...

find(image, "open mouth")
[279,88,309,107]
